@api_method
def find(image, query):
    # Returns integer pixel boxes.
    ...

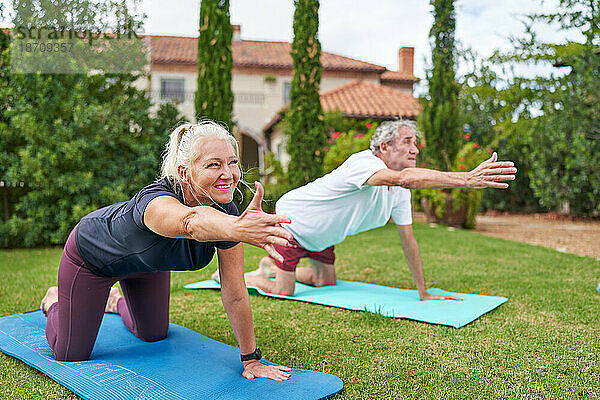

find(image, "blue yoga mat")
[0,311,343,400]
[185,280,507,328]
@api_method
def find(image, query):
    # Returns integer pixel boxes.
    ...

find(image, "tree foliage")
[285,0,326,188]
[419,0,460,171]
[459,0,599,215]
[0,25,24,223]
[0,75,184,248]
[522,1,600,215]
[0,0,184,247]
[458,50,544,212]
[195,0,233,128]
[525,48,599,214]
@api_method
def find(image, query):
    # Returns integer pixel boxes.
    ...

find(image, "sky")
[1,0,580,92]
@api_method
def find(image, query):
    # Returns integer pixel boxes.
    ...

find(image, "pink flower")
[459,164,465,170]
[356,133,365,139]
[460,157,465,162]
[473,142,480,149]
[420,163,427,167]
[323,146,330,152]
[417,143,424,149]
[332,132,342,139]
[463,133,471,140]
[365,122,373,129]
[488,147,493,154]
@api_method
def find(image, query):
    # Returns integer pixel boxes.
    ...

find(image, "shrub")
[415,139,489,229]
[322,120,379,173]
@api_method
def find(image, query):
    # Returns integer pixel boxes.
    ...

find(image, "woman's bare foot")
[105,286,122,313]
[40,286,58,316]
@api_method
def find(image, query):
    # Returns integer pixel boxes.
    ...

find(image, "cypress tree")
[196,0,233,128]
[419,0,460,170]
[286,0,326,188]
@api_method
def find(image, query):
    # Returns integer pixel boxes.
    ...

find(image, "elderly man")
[216,120,516,299]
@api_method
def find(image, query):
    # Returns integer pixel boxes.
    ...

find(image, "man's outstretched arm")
[396,224,463,301]
[366,152,516,189]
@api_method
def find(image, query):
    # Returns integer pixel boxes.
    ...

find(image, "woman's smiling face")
[187,137,241,206]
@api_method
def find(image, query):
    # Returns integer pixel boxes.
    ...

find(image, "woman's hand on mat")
[420,293,464,301]
[232,182,293,262]
[466,152,517,189]
[242,360,292,381]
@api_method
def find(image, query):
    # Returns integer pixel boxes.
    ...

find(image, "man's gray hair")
[370,119,422,155]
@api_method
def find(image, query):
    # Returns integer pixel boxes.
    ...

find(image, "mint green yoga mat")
[184,280,507,328]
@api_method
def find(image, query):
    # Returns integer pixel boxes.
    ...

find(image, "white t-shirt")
[276,150,412,252]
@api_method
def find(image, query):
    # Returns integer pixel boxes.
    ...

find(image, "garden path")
[413,212,600,260]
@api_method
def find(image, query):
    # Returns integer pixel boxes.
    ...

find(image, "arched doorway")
[234,125,265,177]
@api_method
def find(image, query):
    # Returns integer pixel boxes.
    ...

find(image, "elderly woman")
[40,121,293,381]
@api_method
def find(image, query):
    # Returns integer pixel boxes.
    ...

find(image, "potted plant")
[418,136,490,229]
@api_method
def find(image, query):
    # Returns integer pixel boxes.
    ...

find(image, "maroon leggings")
[45,228,170,361]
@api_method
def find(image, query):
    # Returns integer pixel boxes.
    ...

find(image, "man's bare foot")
[40,286,58,316]
[213,257,276,284]
[105,286,122,313]
[211,268,221,283]
[247,257,277,279]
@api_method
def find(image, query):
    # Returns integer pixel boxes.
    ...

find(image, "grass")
[1,222,599,399]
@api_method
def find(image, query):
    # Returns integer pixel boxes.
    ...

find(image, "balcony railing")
[146,90,267,106]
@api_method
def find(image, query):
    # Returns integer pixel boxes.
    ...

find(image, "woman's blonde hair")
[160,120,239,194]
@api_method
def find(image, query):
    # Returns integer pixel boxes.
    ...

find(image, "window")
[283,81,292,104]
[160,78,185,103]
[277,141,286,159]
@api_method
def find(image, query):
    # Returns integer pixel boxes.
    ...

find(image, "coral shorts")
[269,242,335,272]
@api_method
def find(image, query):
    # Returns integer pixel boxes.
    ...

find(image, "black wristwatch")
[241,347,262,362]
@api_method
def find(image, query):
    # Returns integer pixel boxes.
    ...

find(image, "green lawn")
[1,222,599,399]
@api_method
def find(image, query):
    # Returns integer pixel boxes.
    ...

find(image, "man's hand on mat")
[420,293,463,301]
[242,360,292,381]
[466,152,517,189]
[233,182,293,263]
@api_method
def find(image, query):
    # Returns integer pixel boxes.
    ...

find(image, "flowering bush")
[450,142,489,228]
[322,121,379,173]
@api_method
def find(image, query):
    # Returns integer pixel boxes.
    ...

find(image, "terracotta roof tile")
[381,69,419,82]
[146,35,386,72]
[320,80,421,119]
[144,35,198,65]
[264,80,421,132]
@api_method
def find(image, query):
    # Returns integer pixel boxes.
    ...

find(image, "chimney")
[398,47,414,76]
[233,25,241,41]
